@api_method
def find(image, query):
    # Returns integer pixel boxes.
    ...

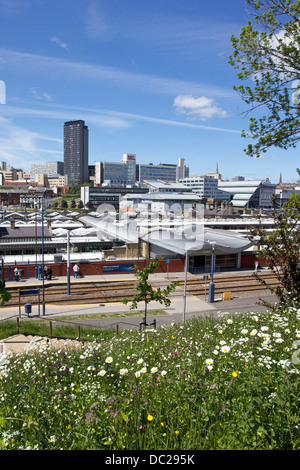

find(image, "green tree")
[85,201,94,210]
[122,259,179,328]
[251,170,300,308]
[61,199,68,210]
[0,280,11,306]
[229,0,300,157]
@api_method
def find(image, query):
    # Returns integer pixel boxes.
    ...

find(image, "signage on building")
[103,263,135,273]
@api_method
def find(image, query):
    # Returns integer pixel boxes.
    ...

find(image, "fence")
[0,314,154,347]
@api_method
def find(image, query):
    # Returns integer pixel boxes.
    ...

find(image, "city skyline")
[0,1,299,184]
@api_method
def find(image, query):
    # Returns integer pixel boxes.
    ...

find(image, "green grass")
[0,318,115,342]
[0,308,167,340]
[0,303,300,450]
[53,309,168,321]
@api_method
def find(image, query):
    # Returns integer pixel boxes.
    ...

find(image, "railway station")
[0,206,280,329]
[0,209,279,324]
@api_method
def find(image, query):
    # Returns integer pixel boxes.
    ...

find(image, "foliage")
[122,259,179,327]
[60,200,68,210]
[0,281,11,307]
[85,201,94,210]
[67,183,92,195]
[251,171,300,308]
[0,304,300,450]
[229,0,300,157]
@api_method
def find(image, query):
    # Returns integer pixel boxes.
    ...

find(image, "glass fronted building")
[95,155,189,185]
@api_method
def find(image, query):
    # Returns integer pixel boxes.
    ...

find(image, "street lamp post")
[41,205,45,315]
[67,230,70,295]
[182,250,189,324]
[137,224,140,263]
[35,200,38,278]
[208,241,216,303]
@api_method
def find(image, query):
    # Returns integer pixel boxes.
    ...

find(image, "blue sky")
[0,0,299,183]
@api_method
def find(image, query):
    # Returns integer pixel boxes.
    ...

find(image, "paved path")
[0,269,275,326]
[0,270,277,355]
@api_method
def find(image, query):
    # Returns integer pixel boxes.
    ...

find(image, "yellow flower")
[160,422,164,427]
[66,424,71,429]
[175,430,179,435]
[163,433,167,437]
[147,414,154,422]
[232,371,238,377]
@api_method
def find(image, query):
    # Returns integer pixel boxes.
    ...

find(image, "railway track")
[175,272,280,296]
[4,280,139,306]
[3,272,279,307]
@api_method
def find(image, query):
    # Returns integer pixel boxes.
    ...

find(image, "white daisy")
[205,358,214,365]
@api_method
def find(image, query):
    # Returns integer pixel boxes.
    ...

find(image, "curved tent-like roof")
[80,216,253,256]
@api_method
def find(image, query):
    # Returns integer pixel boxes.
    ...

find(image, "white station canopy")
[80,215,253,256]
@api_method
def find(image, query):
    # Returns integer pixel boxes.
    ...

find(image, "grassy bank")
[0,304,300,450]
[0,318,116,342]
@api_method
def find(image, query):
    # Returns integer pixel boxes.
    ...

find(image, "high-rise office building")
[64,120,89,186]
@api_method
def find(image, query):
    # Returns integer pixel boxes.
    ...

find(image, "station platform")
[3,266,269,288]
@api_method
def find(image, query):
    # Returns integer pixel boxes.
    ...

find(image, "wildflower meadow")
[0,304,300,450]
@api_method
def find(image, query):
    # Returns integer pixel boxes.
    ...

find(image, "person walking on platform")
[37,265,43,280]
[73,263,79,278]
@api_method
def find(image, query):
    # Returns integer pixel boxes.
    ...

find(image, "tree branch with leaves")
[0,280,11,307]
[229,0,300,157]
[122,259,179,328]
[250,169,300,308]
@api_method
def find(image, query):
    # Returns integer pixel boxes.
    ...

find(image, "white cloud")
[84,1,110,40]
[0,48,235,99]
[1,102,240,135]
[0,0,32,17]
[30,87,52,101]
[50,36,68,50]
[2,105,131,131]
[0,116,61,168]
[173,95,228,121]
